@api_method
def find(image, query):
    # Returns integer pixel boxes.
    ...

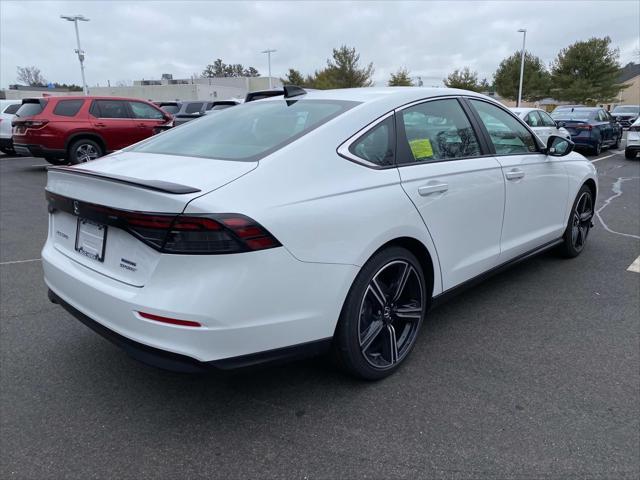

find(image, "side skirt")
[430,238,564,309]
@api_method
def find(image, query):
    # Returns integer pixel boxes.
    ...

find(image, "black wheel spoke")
[392,262,411,302]
[360,319,384,352]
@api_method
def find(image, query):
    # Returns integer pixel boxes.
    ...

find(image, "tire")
[68,138,103,164]
[625,149,636,160]
[559,185,594,258]
[44,156,67,166]
[613,136,621,149]
[333,246,427,380]
[0,147,13,155]
[593,142,602,156]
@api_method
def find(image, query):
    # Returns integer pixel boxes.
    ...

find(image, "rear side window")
[129,101,164,119]
[16,101,47,117]
[185,102,204,114]
[348,116,395,166]
[131,99,357,161]
[91,100,129,118]
[399,99,481,163]
[469,99,538,155]
[53,99,84,117]
[524,111,542,127]
[3,104,21,115]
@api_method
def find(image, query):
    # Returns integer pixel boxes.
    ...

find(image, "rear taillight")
[16,120,49,129]
[46,191,281,254]
[575,124,592,131]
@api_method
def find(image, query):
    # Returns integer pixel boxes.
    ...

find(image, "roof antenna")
[283,85,306,98]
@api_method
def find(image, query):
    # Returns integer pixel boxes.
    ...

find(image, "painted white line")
[595,176,640,240]
[591,153,618,163]
[0,258,41,266]
[628,256,640,273]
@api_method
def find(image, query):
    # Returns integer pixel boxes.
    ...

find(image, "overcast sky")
[1,0,638,89]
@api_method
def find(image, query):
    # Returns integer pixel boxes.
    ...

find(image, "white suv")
[0,100,21,155]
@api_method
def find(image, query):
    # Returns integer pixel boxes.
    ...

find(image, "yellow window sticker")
[409,139,433,159]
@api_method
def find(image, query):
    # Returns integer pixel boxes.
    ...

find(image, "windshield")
[131,99,358,161]
[612,106,639,114]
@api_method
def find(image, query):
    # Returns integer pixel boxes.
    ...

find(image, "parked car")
[551,105,585,116]
[43,87,596,380]
[204,100,240,114]
[0,100,21,154]
[611,105,639,128]
[551,107,622,155]
[12,96,172,165]
[153,101,182,115]
[244,89,286,103]
[625,117,640,159]
[510,107,571,144]
[172,101,216,126]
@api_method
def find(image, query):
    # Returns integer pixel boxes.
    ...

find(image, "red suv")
[12,96,172,165]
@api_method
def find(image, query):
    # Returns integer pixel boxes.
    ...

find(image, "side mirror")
[546,135,574,157]
[555,120,565,128]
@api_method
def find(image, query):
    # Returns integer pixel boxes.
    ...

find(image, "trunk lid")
[46,151,257,286]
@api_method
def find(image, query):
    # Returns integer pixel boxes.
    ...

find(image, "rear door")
[596,109,612,144]
[467,98,569,260]
[395,98,505,289]
[89,100,137,150]
[127,101,168,143]
[538,110,565,139]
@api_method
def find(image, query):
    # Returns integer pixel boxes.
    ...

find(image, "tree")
[16,66,46,86]
[493,51,550,101]
[443,67,481,92]
[550,36,625,104]
[321,45,374,88]
[202,59,260,78]
[281,68,307,86]
[388,68,414,86]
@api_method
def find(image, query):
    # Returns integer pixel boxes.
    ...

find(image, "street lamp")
[517,28,527,107]
[61,14,90,95]
[261,49,276,89]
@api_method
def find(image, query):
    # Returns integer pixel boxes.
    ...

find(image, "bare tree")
[16,66,47,86]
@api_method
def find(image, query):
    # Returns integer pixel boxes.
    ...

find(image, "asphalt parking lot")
[1,145,638,479]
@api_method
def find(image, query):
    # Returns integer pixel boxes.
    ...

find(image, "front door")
[467,99,569,260]
[89,99,138,151]
[127,101,168,143]
[396,98,505,290]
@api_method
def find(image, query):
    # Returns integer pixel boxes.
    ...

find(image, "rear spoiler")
[47,166,201,194]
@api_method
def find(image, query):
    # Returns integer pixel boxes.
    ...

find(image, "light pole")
[61,14,90,95]
[517,28,527,107]
[261,49,276,89]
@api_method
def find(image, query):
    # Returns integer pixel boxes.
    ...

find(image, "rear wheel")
[613,135,621,149]
[333,246,427,380]
[559,185,594,258]
[625,149,637,160]
[68,139,103,164]
[0,147,14,155]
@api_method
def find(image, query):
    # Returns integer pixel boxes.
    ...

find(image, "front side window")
[348,116,395,166]
[469,99,538,155]
[91,100,129,119]
[131,99,357,161]
[53,99,84,117]
[539,111,557,127]
[525,111,542,127]
[129,101,164,119]
[399,99,480,163]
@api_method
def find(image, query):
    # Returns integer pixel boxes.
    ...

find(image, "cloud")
[1,0,638,88]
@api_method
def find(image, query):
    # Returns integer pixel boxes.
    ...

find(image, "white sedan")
[511,107,572,144]
[43,87,597,379]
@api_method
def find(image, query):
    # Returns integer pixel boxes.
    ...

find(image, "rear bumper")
[42,237,357,367]
[13,143,65,159]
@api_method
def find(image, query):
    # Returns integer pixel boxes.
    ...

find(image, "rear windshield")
[612,106,639,114]
[211,104,234,111]
[16,100,47,117]
[161,105,180,114]
[131,99,357,161]
[184,102,204,114]
[552,110,594,121]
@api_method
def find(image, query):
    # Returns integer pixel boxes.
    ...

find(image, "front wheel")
[68,139,103,164]
[625,149,637,160]
[613,135,621,149]
[593,142,602,156]
[333,246,427,380]
[559,185,594,258]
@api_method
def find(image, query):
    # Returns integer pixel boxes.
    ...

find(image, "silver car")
[511,107,571,144]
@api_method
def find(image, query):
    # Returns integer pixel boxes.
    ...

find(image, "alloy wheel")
[571,191,593,252]
[75,143,99,163]
[358,260,424,370]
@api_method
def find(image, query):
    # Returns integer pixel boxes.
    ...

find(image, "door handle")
[95,122,107,127]
[418,183,448,196]
[505,169,525,181]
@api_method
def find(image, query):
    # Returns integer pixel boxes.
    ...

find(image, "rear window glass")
[211,104,234,111]
[161,105,180,114]
[185,102,204,114]
[131,99,357,161]
[16,101,47,117]
[53,99,84,117]
[3,104,21,114]
[552,110,594,121]
[612,106,639,114]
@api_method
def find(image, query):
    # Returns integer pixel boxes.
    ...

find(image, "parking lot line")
[628,256,640,273]
[0,258,41,266]
[591,153,618,163]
